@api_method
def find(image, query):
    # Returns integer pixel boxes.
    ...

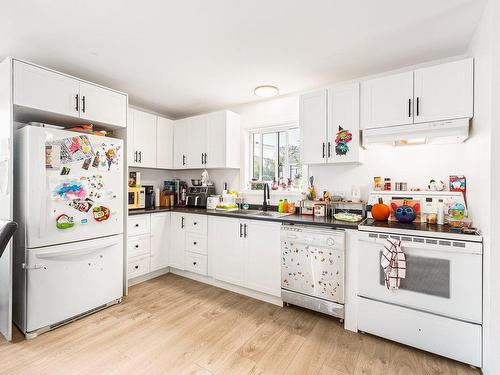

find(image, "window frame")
[248,122,300,184]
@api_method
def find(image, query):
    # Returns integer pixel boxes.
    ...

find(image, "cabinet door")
[127,108,137,166]
[413,59,473,124]
[79,81,127,128]
[187,116,207,169]
[150,213,170,271]
[208,217,245,287]
[132,109,157,168]
[169,212,186,270]
[156,116,174,169]
[244,221,281,297]
[173,119,189,169]
[13,61,80,117]
[327,82,361,164]
[360,71,414,129]
[300,89,328,165]
[206,111,226,168]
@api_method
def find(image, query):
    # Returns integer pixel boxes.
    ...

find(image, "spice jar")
[373,177,382,191]
[384,178,392,191]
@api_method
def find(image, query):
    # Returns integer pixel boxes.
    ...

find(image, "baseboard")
[128,267,170,286]
[170,268,283,307]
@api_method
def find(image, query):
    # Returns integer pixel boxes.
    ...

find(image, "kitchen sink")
[248,211,292,218]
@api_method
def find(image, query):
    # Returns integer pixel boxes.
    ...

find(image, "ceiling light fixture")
[254,85,279,98]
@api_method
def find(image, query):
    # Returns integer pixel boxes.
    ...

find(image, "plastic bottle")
[278,199,284,213]
[283,199,289,213]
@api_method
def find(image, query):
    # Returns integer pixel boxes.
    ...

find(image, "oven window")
[379,252,450,298]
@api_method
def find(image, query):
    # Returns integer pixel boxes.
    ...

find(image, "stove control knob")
[327,238,335,246]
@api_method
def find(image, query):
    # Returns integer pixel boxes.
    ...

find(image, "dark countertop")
[129,206,361,230]
[359,218,483,242]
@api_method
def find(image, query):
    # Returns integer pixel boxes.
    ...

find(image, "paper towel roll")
[155,188,160,207]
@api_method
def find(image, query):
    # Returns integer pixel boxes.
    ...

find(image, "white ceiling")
[0,0,485,119]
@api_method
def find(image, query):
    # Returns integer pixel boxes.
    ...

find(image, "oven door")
[358,232,482,324]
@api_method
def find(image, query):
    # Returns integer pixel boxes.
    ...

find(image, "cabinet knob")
[135,245,139,248]
[135,224,139,227]
[134,265,139,269]
[194,222,197,225]
[193,242,197,245]
[193,262,197,265]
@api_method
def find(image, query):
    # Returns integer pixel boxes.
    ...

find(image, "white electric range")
[357,190,483,368]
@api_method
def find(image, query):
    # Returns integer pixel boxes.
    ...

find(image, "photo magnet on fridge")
[82,158,91,170]
[60,166,71,175]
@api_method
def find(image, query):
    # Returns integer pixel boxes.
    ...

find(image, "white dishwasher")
[281,224,345,318]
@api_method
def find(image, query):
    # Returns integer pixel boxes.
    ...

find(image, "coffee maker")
[143,185,155,209]
[186,186,216,207]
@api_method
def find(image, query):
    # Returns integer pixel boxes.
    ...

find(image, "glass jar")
[384,178,392,191]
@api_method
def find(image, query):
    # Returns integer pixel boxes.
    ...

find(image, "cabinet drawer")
[185,252,207,275]
[357,297,481,367]
[127,235,150,258]
[128,215,151,236]
[186,214,207,234]
[128,255,150,279]
[186,233,207,255]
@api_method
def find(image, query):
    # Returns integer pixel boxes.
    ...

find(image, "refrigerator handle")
[34,240,119,260]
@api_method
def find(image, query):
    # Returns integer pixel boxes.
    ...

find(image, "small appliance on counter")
[128,186,145,209]
[206,195,221,210]
[186,186,216,207]
[143,185,155,209]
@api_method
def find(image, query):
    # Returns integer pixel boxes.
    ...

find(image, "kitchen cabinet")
[13,60,127,128]
[128,108,157,168]
[169,212,186,270]
[78,82,127,128]
[173,110,240,169]
[360,71,414,129]
[300,83,361,165]
[208,217,281,296]
[300,89,328,165]
[413,59,473,124]
[156,116,174,169]
[150,213,170,271]
[360,58,473,129]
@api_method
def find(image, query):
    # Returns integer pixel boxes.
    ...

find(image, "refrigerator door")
[23,126,123,248]
[26,235,123,333]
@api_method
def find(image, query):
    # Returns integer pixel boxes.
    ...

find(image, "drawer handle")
[193,261,197,265]
[193,242,197,245]
[135,245,139,248]
[194,222,197,225]
[134,265,139,269]
[135,224,139,227]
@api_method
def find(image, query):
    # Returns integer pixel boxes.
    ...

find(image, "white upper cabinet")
[79,82,127,128]
[156,116,174,169]
[360,71,414,129]
[360,58,473,130]
[413,59,473,124]
[13,60,127,128]
[14,61,80,118]
[300,89,328,165]
[173,110,240,169]
[150,213,170,272]
[328,83,361,163]
[128,109,157,168]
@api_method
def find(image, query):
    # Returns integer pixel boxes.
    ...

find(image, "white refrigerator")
[14,125,124,337]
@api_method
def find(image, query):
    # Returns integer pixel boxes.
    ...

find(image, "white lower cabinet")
[150,213,170,271]
[128,255,151,279]
[169,212,187,270]
[208,217,281,297]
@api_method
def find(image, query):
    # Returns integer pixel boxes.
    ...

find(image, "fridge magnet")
[56,214,75,229]
[449,175,466,193]
[334,127,352,156]
[105,148,117,171]
[92,206,110,222]
[82,158,91,170]
[47,136,95,164]
[427,179,446,191]
[45,145,61,169]
[67,198,94,213]
[60,166,71,175]
[92,152,101,168]
[53,180,86,200]
[80,218,88,225]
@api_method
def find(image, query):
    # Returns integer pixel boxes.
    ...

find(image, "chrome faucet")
[262,183,270,211]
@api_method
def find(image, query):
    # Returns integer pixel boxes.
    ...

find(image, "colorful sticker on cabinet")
[53,179,86,200]
[56,214,75,229]
[334,127,352,156]
[67,198,94,213]
[92,206,110,222]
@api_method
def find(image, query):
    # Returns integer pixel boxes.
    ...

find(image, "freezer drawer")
[26,235,123,333]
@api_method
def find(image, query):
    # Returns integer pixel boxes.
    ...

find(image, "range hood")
[362,118,470,148]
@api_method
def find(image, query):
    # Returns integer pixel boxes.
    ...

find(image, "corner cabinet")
[208,216,281,297]
[300,82,361,165]
[360,58,473,129]
[13,59,127,128]
[173,110,241,169]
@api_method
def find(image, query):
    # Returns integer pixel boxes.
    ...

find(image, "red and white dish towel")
[380,238,406,289]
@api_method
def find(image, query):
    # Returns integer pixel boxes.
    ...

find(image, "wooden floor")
[0,274,480,375]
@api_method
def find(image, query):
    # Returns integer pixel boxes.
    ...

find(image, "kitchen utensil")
[206,195,221,210]
[191,179,202,186]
